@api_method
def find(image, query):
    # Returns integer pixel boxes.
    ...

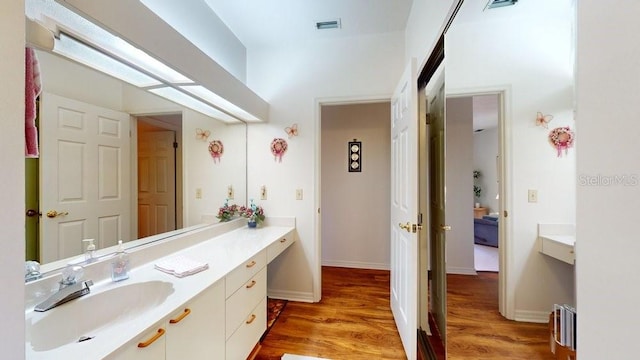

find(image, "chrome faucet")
[34,265,93,312]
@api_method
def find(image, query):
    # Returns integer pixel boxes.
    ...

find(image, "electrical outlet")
[528,189,538,203]
[296,189,303,200]
[227,185,234,199]
[260,185,267,200]
[196,188,202,199]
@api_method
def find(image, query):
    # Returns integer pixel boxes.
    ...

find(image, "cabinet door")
[166,280,225,359]
[106,323,166,360]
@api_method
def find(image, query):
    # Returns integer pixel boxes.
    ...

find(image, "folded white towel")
[155,255,209,278]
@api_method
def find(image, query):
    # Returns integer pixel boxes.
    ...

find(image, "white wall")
[0,1,26,357]
[445,97,475,274]
[576,2,640,358]
[405,0,457,68]
[183,111,246,226]
[474,127,499,213]
[246,32,404,301]
[447,0,576,320]
[321,103,391,270]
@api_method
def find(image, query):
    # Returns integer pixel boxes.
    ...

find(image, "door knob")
[26,209,41,217]
[398,222,411,232]
[440,224,451,231]
[46,210,69,218]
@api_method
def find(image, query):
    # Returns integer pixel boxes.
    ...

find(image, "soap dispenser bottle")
[83,239,96,262]
[111,240,130,282]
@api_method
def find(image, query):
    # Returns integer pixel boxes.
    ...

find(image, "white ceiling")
[202,0,414,47]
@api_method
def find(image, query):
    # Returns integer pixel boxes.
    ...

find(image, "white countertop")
[25,224,295,359]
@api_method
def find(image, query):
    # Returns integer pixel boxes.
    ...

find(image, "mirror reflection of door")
[39,92,131,263]
[427,67,448,350]
[137,116,180,239]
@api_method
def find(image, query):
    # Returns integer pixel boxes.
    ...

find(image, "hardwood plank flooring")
[256,267,406,360]
[447,272,554,360]
[257,267,553,360]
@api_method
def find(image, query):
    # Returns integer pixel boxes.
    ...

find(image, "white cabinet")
[266,231,294,263]
[225,250,268,359]
[107,280,225,360]
[166,280,225,359]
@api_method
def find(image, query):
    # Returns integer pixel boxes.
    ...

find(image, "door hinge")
[173,142,178,149]
[425,114,431,125]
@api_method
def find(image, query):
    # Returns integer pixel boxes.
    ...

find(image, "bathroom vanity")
[24,218,296,359]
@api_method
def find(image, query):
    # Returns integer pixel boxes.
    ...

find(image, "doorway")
[134,113,183,239]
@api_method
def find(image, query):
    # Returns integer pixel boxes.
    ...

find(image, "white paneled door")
[40,93,130,263]
[390,59,419,360]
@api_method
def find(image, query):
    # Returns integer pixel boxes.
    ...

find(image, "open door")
[390,58,420,360]
[428,67,448,347]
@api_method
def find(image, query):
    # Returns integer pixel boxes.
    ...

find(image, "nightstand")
[473,207,488,219]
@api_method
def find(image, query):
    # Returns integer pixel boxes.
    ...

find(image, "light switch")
[196,188,202,199]
[260,185,267,200]
[227,185,234,199]
[296,189,303,200]
[528,189,538,203]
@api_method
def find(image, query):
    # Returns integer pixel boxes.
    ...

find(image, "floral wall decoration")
[195,128,210,141]
[208,139,224,163]
[535,112,553,128]
[548,126,574,157]
[270,138,288,162]
[285,123,298,138]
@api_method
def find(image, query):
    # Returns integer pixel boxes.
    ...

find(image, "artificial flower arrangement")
[216,199,238,222]
[239,199,265,225]
[473,170,482,198]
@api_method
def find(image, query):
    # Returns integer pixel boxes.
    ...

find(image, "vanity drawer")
[226,297,267,360]
[267,231,295,263]
[225,267,266,339]
[225,250,266,297]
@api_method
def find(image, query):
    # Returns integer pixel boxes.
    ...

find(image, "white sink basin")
[26,280,174,352]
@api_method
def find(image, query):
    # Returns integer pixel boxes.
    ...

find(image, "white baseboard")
[267,288,315,303]
[321,260,390,270]
[446,266,477,275]
[514,309,550,323]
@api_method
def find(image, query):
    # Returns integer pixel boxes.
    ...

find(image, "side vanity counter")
[25,218,296,360]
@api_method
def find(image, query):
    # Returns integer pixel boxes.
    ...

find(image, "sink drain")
[78,336,94,343]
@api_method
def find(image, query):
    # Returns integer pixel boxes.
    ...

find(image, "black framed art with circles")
[348,140,361,172]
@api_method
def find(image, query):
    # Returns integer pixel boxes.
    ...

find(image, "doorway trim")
[447,85,514,319]
[313,94,392,302]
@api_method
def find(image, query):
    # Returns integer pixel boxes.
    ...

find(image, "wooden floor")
[257,267,553,360]
[447,272,554,360]
[256,267,406,360]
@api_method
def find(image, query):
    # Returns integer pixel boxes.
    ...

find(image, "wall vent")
[486,0,518,10]
[315,19,341,30]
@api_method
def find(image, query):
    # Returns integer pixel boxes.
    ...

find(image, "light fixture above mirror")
[26,0,262,124]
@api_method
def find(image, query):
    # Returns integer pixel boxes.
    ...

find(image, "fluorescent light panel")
[150,87,240,123]
[28,0,193,85]
[180,85,260,122]
[27,0,259,123]
[54,33,160,87]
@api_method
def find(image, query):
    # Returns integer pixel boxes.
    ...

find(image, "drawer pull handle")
[169,308,191,324]
[137,328,165,348]
[280,238,287,243]
[246,280,257,289]
[246,260,257,268]
[246,314,257,324]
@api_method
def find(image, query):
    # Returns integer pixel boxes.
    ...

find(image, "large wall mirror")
[25,48,248,271]
[434,0,576,354]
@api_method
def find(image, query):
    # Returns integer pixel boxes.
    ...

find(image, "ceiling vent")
[485,0,518,10]
[315,19,341,30]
